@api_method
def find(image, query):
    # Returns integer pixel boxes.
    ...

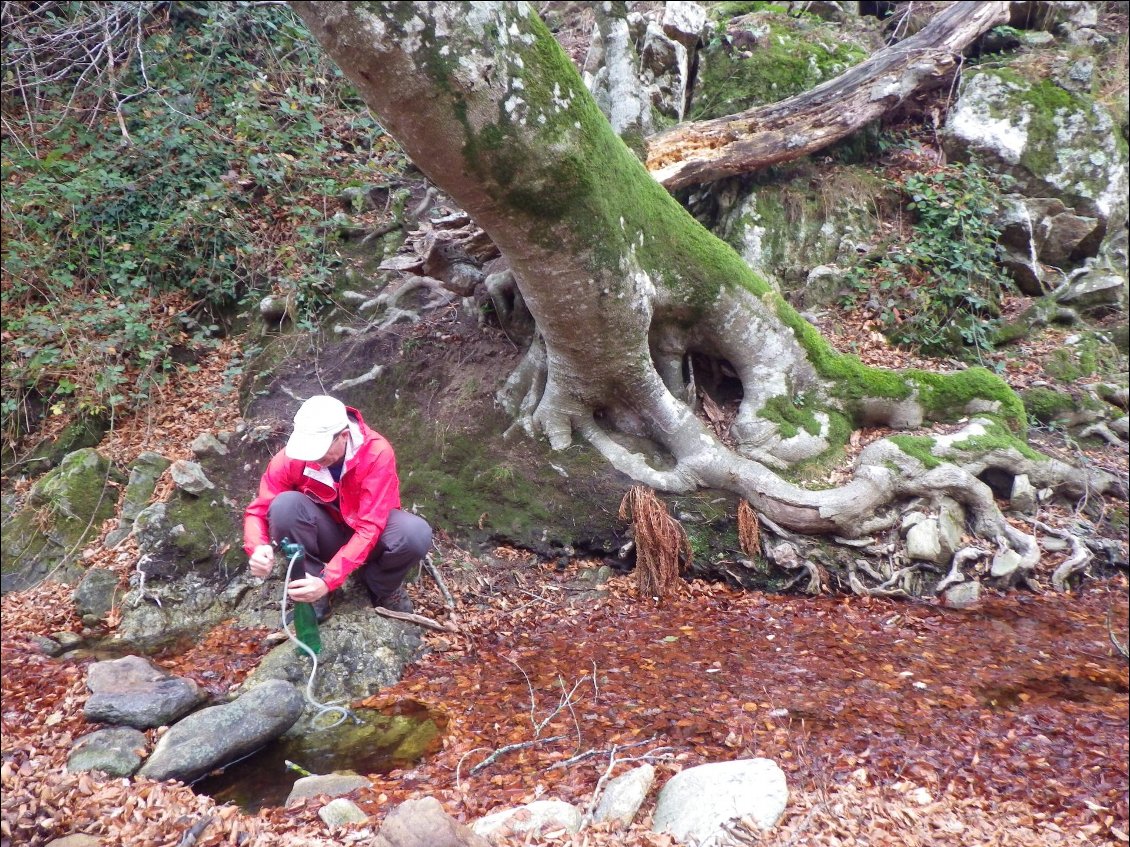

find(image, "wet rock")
[105,451,172,548]
[67,727,148,777]
[652,759,789,843]
[286,773,371,806]
[318,798,368,829]
[52,631,84,652]
[593,763,655,828]
[376,796,491,847]
[138,679,304,783]
[942,580,982,610]
[84,655,204,729]
[126,479,241,586]
[242,595,422,733]
[472,799,583,841]
[30,634,69,657]
[168,459,214,495]
[73,568,122,625]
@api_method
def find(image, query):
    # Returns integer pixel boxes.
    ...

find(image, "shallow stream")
[191,698,445,812]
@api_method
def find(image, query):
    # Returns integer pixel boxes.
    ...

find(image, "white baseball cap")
[285,395,350,462]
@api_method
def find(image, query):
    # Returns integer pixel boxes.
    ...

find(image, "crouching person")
[244,395,431,619]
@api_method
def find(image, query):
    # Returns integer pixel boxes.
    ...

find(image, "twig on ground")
[468,734,568,776]
[372,606,458,633]
[176,815,214,847]
[546,736,663,771]
[1108,608,1130,661]
[424,553,456,609]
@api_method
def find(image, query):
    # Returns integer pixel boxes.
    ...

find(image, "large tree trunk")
[646,2,1012,189]
[291,2,1119,590]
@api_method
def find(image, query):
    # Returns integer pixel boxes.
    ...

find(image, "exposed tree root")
[1031,519,1095,593]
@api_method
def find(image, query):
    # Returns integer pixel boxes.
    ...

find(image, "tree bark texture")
[646,2,1011,190]
[291,2,1118,567]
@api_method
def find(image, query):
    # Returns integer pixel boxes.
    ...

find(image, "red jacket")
[243,407,401,591]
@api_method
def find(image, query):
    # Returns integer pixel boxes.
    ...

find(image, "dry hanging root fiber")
[737,498,761,558]
[619,485,692,599]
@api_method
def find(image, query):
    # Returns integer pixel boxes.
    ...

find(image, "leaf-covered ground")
[3,549,1127,847]
[3,281,1129,847]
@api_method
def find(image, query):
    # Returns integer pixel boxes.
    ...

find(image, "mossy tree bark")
[645,1,1012,190]
[291,2,1119,589]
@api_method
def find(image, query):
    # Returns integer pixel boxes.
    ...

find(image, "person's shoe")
[373,586,413,614]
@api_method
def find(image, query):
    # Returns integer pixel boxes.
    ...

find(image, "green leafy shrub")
[844,162,1013,360]
[1,2,398,452]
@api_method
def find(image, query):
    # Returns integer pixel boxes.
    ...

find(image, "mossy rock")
[943,65,1128,222]
[1,448,123,594]
[21,413,111,476]
[1021,387,1077,425]
[132,489,242,582]
[716,165,888,300]
[690,10,869,121]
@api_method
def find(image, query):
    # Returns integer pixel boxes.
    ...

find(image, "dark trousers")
[267,491,431,601]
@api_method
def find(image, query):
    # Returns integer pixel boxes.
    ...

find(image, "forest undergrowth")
[2,546,1127,847]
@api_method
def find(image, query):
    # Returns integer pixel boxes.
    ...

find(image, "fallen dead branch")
[372,606,459,633]
[466,734,569,777]
[424,553,456,609]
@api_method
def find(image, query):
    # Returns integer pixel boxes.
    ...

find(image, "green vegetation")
[951,417,1045,462]
[889,435,943,469]
[758,394,824,439]
[1021,387,1076,425]
[690,10,868,120]
[1045,334,1121,382]
[1,3,395,453]
[843,161,1014,360]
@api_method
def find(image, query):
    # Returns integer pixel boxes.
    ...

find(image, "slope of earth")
[2,552,1127,847]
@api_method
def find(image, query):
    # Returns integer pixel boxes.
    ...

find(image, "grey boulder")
[84,655,203,729]
[138,679,304,783]
[652,759,788,845]
[67,726,148,777]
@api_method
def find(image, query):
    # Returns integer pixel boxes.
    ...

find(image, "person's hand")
[249,544,275,578]
[287,576,328,603]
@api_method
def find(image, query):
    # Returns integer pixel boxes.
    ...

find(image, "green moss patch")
[690,12,868,120]
[1022,387,1077,425]
[889,435,943,469]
